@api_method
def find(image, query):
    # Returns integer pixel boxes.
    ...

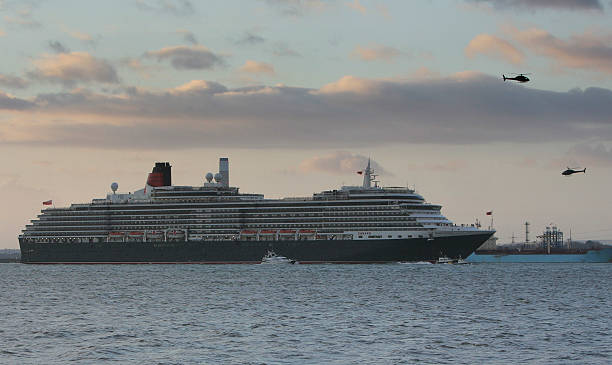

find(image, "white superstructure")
[20,158,485,245]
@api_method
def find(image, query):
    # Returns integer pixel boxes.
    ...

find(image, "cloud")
[145,45,225,70]
[299,151,389,176]
[3,73,612,149]
[272,42,301,57]
[67,30,93,42]
[0,74,28,89]
[171,80,227,94]
[0,91,34,110]
[48,40,70,54]
[135,0,195,16]
[568,143,612,167]
[59,25,99,46]
[28,52,119,86]
[346,0,366,14]
[352,44,402,62]
[3,4,41,28]
[465,34,524,65]
[239,60,275,75]
[118,57,156,78]
[176,29,197,45]
[509,28,612,74]
[264,0,329,16]
[466,0,603,11]
[410,160,469,172]
[315,75,380,94]
[235,31,265,45]
[0,29,5,36]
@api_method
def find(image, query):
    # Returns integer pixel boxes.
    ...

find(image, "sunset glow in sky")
[2,0,612,247]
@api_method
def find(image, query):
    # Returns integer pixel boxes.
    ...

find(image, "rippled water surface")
[1,263,611,364]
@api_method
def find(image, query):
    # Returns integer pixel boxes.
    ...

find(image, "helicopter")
[502,73,530,83]
[562,167,586,176]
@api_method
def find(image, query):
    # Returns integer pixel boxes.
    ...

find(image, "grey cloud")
[145,45,225,70]
[176,30,198,45]
[568,143,612,167]
[236,31,265,45]
[135,0,195,16]
[3,3,41,28]
[264,0,329,16]
[467,0,603,10]
[272,42,301,57]
[299,151,391,176]
[9,74,612,149]
[0,91,34,109]
[48,40,70,53]
[0,74,28,89]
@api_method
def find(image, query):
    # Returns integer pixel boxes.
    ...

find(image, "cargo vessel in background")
[468,224,612,263]
[19,158,494,264]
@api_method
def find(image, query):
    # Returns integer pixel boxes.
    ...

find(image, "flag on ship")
[43,200,52,205]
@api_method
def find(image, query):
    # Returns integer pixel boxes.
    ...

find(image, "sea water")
[1,263,610,364]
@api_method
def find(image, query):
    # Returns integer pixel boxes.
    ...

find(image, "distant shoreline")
[0,249,20,263]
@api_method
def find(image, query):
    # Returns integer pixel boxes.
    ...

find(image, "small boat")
[455,256,470,265]
[261,250,297,264]
[435,256,455,264]
[435,256,470,265]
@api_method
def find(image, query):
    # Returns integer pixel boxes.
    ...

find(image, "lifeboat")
[167,230,186,240]
[259,230,277,234]
[147,231,164,240]
[279,229,296,235]
[108,232,125,242]
[298,229,315,234]
[126,231,145,242]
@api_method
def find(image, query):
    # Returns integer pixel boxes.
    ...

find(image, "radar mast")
[362,158,378,188]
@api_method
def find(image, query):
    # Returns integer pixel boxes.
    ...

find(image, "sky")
[2,0,612,248]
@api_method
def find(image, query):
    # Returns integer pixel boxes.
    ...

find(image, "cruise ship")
[19,158,494,263]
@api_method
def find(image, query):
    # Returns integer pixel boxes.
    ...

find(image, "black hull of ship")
[19,233,492,264]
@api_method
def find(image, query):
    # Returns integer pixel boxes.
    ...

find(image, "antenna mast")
[362,158,376,188]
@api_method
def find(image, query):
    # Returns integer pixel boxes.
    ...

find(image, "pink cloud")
[352,44,402,62]
[29,52,118,85]
[465,34,524,65]
[239,60,275,75]
[509,28,612,74]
